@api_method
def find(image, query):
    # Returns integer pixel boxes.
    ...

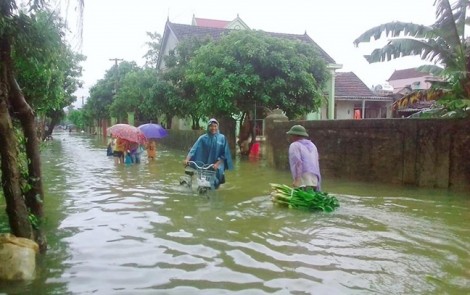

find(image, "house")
[387,67,437,93]
[332,72,393,119]
[191,14,250,30]
[157,15,343,128]
[386,67,449,117]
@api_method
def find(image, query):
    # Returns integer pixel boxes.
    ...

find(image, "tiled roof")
[168,22,229,41]
[388,68,430,81]
[194,17,230,28]
[335,72,371,97]
[261,31,336,64]
[335,72,390,100]
[167,22,336,64]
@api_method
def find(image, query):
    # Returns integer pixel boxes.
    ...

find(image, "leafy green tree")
[146,78,181,128]
[161,37,213,129]
[186,30,330,119]
[131,32,171,126]
[86,77,115,125]
[143,32,161,69]
[138,83,160,124]
[133,68,168,124]
[0,0,84,253]
[67,107,87,130]
[353,0,470,116]
[78,102,98,130]
[107,61,140,121]
[87,61,139,124]
[111,67,158,124]
[14,9,85,139]
[42,46,85,137]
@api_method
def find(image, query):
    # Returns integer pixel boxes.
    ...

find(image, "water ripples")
[27,132,470,294]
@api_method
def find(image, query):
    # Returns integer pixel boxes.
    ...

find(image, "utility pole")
[105,58,123,136]
[109,58,123,94]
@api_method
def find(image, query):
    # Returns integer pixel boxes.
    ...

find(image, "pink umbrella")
[107,124,146,144]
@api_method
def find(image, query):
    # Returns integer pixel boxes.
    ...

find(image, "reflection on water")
[0,130,469,294]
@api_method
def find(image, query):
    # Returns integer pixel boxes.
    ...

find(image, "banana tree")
[353,0,470,114]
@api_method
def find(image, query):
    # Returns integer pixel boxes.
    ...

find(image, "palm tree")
[353,0,470,114]
[0,0,83,253]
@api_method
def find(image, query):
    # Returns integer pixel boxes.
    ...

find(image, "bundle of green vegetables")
[270,183,340,212]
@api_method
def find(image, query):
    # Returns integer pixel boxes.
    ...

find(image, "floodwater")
[0,130,469,294]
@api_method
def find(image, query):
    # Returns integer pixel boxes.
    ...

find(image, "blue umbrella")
[138,123,168,139]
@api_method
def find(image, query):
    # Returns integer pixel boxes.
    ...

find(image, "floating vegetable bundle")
[270,183,340,212]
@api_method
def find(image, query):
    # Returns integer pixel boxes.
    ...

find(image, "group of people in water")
[107,137,157,164]
[106,118,321,192]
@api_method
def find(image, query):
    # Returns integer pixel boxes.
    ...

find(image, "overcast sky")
[64,0,437,105]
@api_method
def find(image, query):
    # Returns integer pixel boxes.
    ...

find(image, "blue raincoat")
[186,123,233,189]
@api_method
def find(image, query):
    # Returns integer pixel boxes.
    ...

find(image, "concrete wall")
[160,117,237,156]
[160,129,205,154]
[159,116,469,190]
[265,118,470,190]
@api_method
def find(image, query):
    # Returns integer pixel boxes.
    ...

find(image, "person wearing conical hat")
[286,125,321,191]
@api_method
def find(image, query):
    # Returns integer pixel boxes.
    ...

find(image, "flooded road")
[1,130,469,294]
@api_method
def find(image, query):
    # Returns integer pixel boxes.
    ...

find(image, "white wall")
[389,77,432,93]
[159,32,178,70]
[336,101,355,119]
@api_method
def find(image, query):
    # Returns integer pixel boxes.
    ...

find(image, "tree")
[13,9,85,139]
[183,30,330,154]
[0,0,84,253]
[107,61,140,121]
[86,77,115,124]
[137,73,165,124]
[353,0,470,116]
[143,32,161,69]
[161,36,213,129]
[67,107,87,130]
[111,67,154,124]
[86,61,139,125]
[186,30,330,120]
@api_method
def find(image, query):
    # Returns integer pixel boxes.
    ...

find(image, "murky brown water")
[1,130,469,294]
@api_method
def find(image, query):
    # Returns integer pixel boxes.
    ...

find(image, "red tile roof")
[194,17,230,28]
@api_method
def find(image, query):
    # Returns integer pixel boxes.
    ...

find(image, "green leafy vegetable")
[270,183,340,212]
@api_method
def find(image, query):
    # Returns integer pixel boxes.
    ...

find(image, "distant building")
[372,82,394,96]
[332,72,393,119]
[386,67,448,117]
[191,14,249,30]
[387,67,439,93]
